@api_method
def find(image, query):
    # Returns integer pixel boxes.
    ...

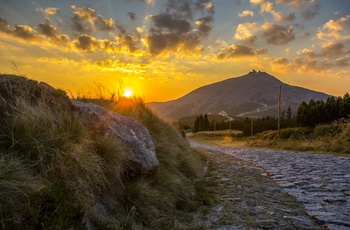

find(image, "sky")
[0,0,349,102]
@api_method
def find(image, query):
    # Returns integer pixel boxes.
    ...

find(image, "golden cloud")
[239,10,254,17]
[317,16,350,41]
[235,23,258,45]
[214,44,267,60]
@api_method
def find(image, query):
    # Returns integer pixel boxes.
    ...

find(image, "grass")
[190,122,350,155]
[0,74,213,229]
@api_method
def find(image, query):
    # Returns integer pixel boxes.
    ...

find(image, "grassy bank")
[0,74,212,229]
[190,122,350,155]
[249,122,350,154]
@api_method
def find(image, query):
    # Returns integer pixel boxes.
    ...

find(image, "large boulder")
[72,100,159,174]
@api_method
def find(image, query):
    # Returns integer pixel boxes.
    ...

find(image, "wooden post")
[251,120,253,136]
[278,85,281,137]
[213,120,216,139]
[229,119,231,134]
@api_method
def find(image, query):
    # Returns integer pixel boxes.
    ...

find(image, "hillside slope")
[148,71,330,119]
[0,74,204,229]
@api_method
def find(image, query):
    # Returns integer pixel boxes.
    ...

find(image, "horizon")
[0,0,349,102]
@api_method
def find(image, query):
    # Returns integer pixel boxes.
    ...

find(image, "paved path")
[189,140,350,230]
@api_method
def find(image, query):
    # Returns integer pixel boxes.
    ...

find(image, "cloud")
[317,16,350,41]
[275,0,310,8]
[13,25,40,41]
[262,23,295,45]
[335,57,350,67]
[196,15,213,36]
[0,18,12,33]
[271,42,350,75]
[127,12,136,21]
[150,13,191,33]
[239,10,254,17]
[250,0,294,22]
[301,2,320,20]
[215,44,267,60]
[132,0,154,4]
[116,34,140,53]
[145,0,215,56]
[45,7,59,15]
[72,33,140,54]
[0,17,70,46]
[37,23,69,45]
[234,23,258,45]
[320,41,349,57]
[71,5,116,33]
[296,48,315,61]
[73,34,101,51]
[270,57,291,73]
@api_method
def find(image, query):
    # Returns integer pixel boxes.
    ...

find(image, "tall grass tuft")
[0,75,208,229]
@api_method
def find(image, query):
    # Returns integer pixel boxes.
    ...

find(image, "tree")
[193,116,199,133]
[297,101,309,126]
[286,106,292,120]
[203,113,210,131]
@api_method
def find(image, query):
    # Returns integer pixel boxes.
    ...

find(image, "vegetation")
[248,121,350,154]
[297,93,350,127]
[0,74,214,229]
[190,121,350,154]
[188,107,297,136]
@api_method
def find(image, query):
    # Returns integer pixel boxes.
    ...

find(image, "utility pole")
[278,85,281,137]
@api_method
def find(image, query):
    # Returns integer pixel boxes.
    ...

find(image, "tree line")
[189,93,350,136]
[192,106,297,136]
[297,93,350,127]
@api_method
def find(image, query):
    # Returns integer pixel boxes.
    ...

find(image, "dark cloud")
[321,41,349,57]
[302,2,320,20]
[127,12,136,21]
[74,34,100,51]
[215,44,267,60]
[280,13,295,22]
[150,13,191,33]
[0,18,12,33]
[146,33,180,55]
[37,23,69,45]
[262,23,295,45]
[118,34,139,53]
[13,25,39,41]
[71,5,96,33]
[196,16,213,36]
[0,18,40,41]
[71,5,116,33]
[145,0,215,55]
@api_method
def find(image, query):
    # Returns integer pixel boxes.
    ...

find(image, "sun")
[123,88,134,98]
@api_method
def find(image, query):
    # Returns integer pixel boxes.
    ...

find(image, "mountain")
[148,71,330,120]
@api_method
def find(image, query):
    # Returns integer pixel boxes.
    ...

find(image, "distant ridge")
[148,71,330,120]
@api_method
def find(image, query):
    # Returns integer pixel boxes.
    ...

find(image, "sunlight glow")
[123,88,134,98]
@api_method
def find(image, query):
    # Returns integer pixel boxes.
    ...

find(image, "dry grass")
[190,122,350,155]
[0,74,209,229]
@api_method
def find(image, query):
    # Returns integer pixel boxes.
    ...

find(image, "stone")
[72,100,159,174]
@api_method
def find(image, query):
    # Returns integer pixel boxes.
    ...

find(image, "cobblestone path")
[189,140,350,230]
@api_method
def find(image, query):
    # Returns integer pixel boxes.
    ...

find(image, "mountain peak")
[148,72,330,119]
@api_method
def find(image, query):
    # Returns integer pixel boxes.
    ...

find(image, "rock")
[72,100,159,174]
